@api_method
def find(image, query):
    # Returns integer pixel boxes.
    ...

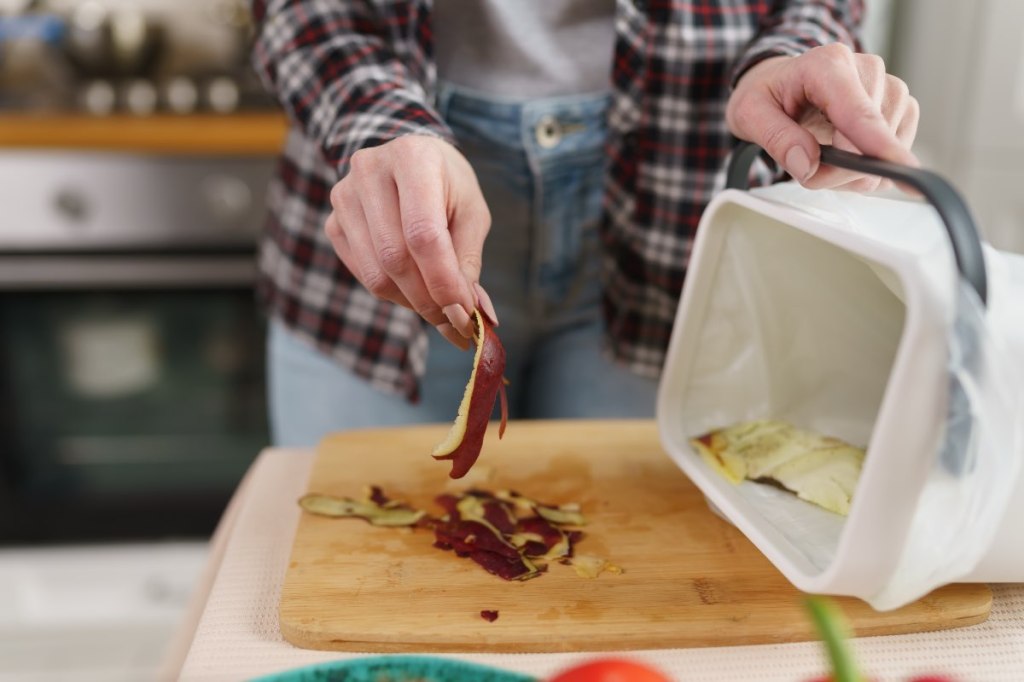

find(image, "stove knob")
[201,174,252,225]
[164,76,199,114]
[80,80,117,116]
[205,77,240,114]
[54,188,90,222]
[123,80,159,116]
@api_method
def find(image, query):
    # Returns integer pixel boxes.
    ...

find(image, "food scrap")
[431,309,509,479]
[568,554,624,579]
[299,487,613,582]
[691,420,865,516]
[480,610,499,622]
[298,486,427,527]
[432,489,586,581]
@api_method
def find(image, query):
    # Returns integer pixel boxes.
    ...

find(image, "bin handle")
[725,142,988,306]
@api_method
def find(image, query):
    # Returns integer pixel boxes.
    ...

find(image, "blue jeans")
[269,84,657,447]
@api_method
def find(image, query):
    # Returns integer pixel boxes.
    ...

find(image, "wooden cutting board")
[280,420,991,653]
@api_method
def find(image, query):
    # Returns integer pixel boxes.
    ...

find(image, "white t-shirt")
[432,0,617,98]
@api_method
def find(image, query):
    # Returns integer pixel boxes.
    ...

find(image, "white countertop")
[0,541,208,682]
[165,448,1024,682]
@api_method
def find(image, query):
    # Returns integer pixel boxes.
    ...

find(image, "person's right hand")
[324,135,495,350]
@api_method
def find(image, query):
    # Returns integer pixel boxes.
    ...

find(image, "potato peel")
[431,309,508,479]
[691,420,865,515]
[299,486,620,583]
[299,489,426,527]
[570,555,624,579]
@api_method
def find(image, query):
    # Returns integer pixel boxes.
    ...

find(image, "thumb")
[735,96,821,183]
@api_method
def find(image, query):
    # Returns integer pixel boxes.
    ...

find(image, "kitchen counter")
[164,444,1024,681]
[0,113,288,155]
[0,542,209,681]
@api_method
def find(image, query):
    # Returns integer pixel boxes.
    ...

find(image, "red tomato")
[548,658,672,682]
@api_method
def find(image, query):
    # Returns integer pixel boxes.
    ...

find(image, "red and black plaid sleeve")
[252,0,452,402]
[732,0,864,84]
[251,0,454,175]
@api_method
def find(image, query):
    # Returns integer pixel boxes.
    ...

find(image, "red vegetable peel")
[498,376,509,438]
[432,309,508,478]
[300,486,605,583]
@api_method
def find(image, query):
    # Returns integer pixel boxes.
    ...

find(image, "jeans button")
[535,114,562,149]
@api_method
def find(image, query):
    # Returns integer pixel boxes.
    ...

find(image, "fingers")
[325,136,493,348]
[392,149,478,337]
[436,322,472,350]
[730,46,921,194]
[820,67,920,193]
[727,59,823,182]
[856,52,887,110]
[798,45,916,167]
[325,191,411,309]
[889,78,920,148]
[474,281,499,327]
[730,92,822,182]
[358,169,448,329]
[804,130,882,192]
[446,171,495,325]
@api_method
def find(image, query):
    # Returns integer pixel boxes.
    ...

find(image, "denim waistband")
[433,81,610,324]
[435,82,610,160]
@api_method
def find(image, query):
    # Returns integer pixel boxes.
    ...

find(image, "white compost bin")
[657,145,1024,610]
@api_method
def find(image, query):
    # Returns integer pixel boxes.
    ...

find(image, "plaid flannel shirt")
[252,0,863,402]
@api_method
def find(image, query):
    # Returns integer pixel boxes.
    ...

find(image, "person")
[250,0,919,447]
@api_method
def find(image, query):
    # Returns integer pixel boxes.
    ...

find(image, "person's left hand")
[726,44,919,192]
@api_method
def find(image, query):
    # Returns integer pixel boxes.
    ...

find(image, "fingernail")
[437,322,470,350]
[442,303,473,338]
[474,282,499,327]
[785,147,812,182]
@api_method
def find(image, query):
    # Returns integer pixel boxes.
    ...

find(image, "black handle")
[726,142,988,306]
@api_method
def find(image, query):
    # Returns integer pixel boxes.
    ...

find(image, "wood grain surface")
[0,113,287,154]
[279,420,991,653]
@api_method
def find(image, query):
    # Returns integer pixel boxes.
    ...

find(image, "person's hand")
[324,135,495,350]
[726,44,920,192]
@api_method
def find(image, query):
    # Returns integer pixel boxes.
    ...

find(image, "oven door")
[0,253,269,543]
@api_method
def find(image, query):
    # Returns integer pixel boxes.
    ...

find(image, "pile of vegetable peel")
[299,486,620,582]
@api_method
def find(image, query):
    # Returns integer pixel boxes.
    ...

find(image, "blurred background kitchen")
[0,0,1021,680]
[0,0,278,679]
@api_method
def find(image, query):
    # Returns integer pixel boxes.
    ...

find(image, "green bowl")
[251,655,538,682]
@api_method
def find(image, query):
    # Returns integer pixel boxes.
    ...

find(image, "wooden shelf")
[0,112,289,155]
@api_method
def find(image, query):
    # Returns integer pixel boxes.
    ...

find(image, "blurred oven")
[0,152,273,543]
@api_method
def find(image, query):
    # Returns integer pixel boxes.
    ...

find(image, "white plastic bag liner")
[657,179,1024,610]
